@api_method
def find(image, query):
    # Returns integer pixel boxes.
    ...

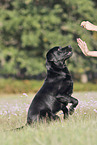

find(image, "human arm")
[81,21,97,31]
[77,38,97,57]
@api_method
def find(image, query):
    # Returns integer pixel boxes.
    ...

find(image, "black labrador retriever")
[27,45,78,124]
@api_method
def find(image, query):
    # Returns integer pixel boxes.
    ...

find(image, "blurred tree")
[0,0,97,81]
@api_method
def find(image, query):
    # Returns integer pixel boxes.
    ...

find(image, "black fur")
[27,45,78,125]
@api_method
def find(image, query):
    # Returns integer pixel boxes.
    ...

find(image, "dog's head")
[46,45,73,69]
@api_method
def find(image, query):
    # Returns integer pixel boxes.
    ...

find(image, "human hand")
[81,21,95,31]
[77,38,89,56]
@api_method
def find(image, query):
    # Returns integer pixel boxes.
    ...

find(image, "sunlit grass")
[0,92,97,145]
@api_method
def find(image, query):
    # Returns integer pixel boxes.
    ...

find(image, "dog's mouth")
[67,51,73,56]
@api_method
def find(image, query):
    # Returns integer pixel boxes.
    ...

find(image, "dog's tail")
[10,123,28,131]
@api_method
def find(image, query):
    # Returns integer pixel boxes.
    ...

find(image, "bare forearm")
[87,51,97,57]
[91,24,97,31]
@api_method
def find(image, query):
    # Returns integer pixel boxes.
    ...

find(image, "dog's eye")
[58,48,62,52]
[57,50,61,54]
[58,47,62,51]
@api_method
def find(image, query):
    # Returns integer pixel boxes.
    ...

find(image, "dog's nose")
[68,45,72,48]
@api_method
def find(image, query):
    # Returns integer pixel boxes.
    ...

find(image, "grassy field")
[0,78,97,94]
[0,92,97,145]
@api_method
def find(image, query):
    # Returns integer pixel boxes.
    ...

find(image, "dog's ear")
[46,52,57,62]
[46,46,61,62]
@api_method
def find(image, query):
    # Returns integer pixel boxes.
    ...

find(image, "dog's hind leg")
[51,114,60,120]
[27,114,40,125]
[42,111,60,121]
[45,112,60,121]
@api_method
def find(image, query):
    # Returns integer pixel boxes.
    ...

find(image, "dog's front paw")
[69,107,74,115]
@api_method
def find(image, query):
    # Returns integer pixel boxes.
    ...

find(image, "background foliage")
[0,0,97,81]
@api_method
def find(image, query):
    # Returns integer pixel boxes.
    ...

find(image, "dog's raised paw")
[69,108,74,115]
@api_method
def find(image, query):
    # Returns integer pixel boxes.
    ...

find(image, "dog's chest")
[57,77,73,94]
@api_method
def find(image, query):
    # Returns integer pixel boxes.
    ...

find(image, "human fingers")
[78,40,86,49]
[77,38,86,50]
[78,42,87,56]
[77,38,83,47]
[81,21,87,28]
[77,38,84,45]
[77,38,88,55]
[78,44,87,55]
[81,21,94,31]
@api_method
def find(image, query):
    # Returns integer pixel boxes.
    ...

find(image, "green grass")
[0,92,97,145]
[0,78,43,94]
[74,82,97,92]
[0,78,97,94]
